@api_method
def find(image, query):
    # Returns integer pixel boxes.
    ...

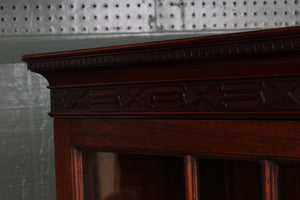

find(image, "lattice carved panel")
[51,77,300,114]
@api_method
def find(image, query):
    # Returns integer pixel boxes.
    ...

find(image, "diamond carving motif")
[269,80,300,107]
[185,84,219,110]
[51,77,300,114]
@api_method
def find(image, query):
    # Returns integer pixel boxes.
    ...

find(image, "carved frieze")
[51,77,300,114]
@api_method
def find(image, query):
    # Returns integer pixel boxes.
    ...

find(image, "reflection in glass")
[278,162,300,200]
[198,159,262,200]
[82,152,185,200]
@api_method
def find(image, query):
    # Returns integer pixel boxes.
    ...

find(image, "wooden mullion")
[185,155,198,200]
[72,148,84,200]
[262,160,279,200]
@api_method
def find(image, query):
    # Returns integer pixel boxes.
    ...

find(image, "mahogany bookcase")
[22,26,300,200]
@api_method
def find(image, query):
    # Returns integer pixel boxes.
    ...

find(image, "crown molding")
[22,27,300,72]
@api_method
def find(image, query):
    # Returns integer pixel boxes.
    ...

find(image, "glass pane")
[198,159,262,200]
[278,162,300,200]
[82,152,185,200]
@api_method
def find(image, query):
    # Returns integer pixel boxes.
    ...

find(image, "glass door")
[82,151,300,200]
[82,152,186,200]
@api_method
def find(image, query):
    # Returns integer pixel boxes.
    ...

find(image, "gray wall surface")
[0,0,298,199]
[0,63,55,200]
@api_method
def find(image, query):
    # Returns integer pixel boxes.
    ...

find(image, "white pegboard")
[181,0,299,29]
[0,0,299,35]
[0,0,156,35]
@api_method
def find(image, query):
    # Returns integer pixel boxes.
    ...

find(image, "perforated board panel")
[0,0,299,36]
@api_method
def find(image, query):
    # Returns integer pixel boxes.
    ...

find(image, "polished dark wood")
[48,76,300,116]
[185,155,198,200]
[262,160,278,200]
[53,119,75,200]
[22,26,300,73]
[22,27,300,200]
[70,119,300,158]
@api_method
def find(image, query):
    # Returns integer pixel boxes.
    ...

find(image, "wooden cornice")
[22,27,300,118]
[22,27,300,72]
